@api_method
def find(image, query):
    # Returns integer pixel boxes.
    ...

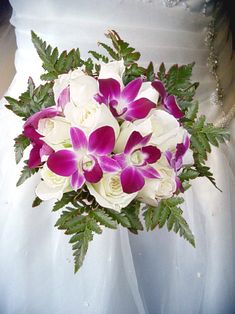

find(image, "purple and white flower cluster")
[23,60,193,210]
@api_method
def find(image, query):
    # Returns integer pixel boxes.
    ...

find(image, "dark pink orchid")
[114,131,161,194]
[47,126,120,190]
[23,107,58,168]
[95,78,156,121]
[151,80,184,119]
[165,135,190,172]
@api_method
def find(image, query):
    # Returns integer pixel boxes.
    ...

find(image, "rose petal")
[120,166,145,194]
[141,145,161,164]
[151,80,167,99]
[88,126,115,155]
[70,127,88,151]
[98,156,121,173]
[164,95,184,119]
[125,98,156,121]
[71,170,85,190]
[139,166,161,179]
[84,159,103,183]
[122,78,142,102]
[98,78,121,103]
[47,150,77,176]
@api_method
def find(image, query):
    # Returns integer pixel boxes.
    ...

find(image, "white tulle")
[0,0,235,313]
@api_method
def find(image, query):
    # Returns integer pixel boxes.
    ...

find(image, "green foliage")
[89,209,117,229]
[103,208,131,228]
[14,134,30,164]
[188,115,230,152]
[101,30,141,65]
[5,79,54,120]
[121,202,143,234]
[55,207,101,273]
[16,162,39,186]
[32,196,43,207]
[31,31,83,80]
[144,197,195,247]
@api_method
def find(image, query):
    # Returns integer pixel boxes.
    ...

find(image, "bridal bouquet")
[6,31,229,272]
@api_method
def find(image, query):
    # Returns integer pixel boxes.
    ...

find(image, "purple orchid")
[151,80,184,119]
[23,126,53,168]
[165,135,190,172]
[23,107,58,168]
[57,86,70,110]
[114,131,161,194]
[94,78,156,121]
[47,126,120,190]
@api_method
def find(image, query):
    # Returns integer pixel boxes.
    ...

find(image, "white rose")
[136,81,159,104]
[99,59,125,85]
[36,164,71,201]
[64,103,120,138]
[37,116,71,151]
[115,109,189,153]
[138,157,177,206]
[87,173,137,210]
[53,69,99,107]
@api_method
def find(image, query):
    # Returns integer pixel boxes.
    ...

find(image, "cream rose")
[99,59,125,85]
[138,157,177,206]
[115,109,189,153]
[54,68,101,113]
[36,164,71,201]
[64,103,120,138]
[87,173,137,210]
[37,116,71,151]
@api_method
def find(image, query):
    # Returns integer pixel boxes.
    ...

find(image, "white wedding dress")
[0,0,235,313]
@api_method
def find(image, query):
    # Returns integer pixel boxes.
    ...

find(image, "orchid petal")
[83,158,103,183]
[124,131,144,154]
[183,135,190,150]
[176,176,184,192]
[28,146,41,169]
[125,98,156,121]
[23,126,42,143]
[165,150,173,166]
[47,150,77,176]
[94,93,106,105]
[57,86,70,110]
[98,156,121,173]
[175,142,187,162]
[88,126,115,155]
[40,143,54,159]
[24,107,58,129]
[70,127,88,151]
[151,80,167,99]
[98,78,121,103]
[121,166,145,194]
[71,170,85,190]
[164,95,184,119]
[139,133,152,147]
[141,145,161,164]
[113,153,127,169]
[122,78,142,102]
[139,166,161,179]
